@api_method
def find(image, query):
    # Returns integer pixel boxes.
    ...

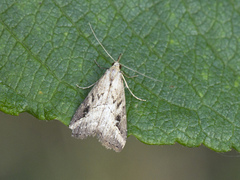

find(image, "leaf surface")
[0,0,240,152]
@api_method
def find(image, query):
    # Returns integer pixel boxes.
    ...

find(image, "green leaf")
[1,0,240,152]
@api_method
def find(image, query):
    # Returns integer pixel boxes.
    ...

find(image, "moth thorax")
[110,62,121,80]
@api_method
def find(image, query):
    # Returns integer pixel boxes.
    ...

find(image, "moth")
[69,23,145,152]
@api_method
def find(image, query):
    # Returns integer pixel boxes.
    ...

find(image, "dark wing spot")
[91,93,94,102]
[117,100,122,109]
[83,105,90,117]
[116,115,121,122]
[113,95,117,103]
[115,114,121,129]
[97,93,105,100]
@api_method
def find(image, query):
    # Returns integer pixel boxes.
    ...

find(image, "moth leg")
[76,82,96,89]
[121,74,146,101]
[121,71,138,79]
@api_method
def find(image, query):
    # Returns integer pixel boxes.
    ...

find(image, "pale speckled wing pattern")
[69,62,127,152]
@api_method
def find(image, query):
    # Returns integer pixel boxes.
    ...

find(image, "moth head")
[112,53,122,69]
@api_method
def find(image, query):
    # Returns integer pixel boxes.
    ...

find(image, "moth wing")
[96,68,127,152]
[69,69,111,138]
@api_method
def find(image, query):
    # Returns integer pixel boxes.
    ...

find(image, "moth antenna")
[89,23,116,62]
[117,53,122,62]
[121,74,146,101]
[89,23,161,83]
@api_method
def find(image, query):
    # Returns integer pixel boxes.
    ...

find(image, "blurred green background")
[1,111,240,180]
